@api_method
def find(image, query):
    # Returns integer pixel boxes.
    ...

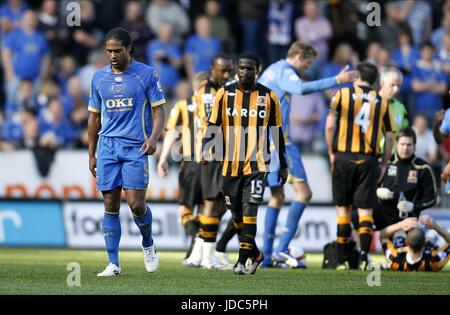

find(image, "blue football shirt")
[88,60,166,145]
[3,28,49,80]
[258,59,337,137]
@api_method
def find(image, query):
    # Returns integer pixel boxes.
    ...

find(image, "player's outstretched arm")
[141,105,165,155]
[88,111,101,177]
[279,65,357,96]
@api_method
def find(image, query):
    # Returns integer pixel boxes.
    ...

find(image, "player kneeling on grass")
[201,52,288,275]
[380,215,450,271]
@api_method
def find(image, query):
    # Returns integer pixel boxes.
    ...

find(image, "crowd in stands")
[0,0,449,171]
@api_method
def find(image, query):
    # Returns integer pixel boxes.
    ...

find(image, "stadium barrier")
[0,150,332,203]
[0,200,65,246]
[1,199,449,251]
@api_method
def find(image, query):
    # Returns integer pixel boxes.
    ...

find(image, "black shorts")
[332,153,378,209]
[200,161,223,200]
[223,172,266,213]
[352,204,420,231]
[179,161,203,207]
[372,204,399,230]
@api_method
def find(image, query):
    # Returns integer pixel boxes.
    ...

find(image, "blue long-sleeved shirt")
[258,59,338,137]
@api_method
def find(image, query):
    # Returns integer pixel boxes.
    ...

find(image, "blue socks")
[275,201,306,255]
[262,206,280,265]
[102,213,121,266]
[133,205,153,248]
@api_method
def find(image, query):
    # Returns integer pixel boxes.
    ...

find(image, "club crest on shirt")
[156,81,163,92]
[407,170,418,184]
[113,84,123,93]
[114,76,123,83]
[387,165,397,176]
[257,96,267,106]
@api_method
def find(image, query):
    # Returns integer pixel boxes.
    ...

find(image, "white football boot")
[97,263,122,277]
[143,245,159,273]
[215,251,233,270]
[184,237,203,267]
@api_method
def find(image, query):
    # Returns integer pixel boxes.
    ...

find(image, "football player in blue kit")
[88,28,166,276]
[258,42,357,267]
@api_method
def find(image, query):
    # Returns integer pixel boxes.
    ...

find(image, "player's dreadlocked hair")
[105,28,135,57]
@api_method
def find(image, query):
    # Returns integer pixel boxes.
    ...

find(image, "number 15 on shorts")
[250,179,264,199]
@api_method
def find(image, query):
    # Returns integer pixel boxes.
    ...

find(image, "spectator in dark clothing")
[237,0,267,59]
[120,0,153,62]
[38,0,69,58]
[67,0,102,65]
[93,0,123,33]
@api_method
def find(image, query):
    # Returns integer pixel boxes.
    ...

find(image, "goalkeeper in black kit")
[374,128,437,233]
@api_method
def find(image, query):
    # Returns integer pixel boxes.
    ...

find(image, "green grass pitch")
[0,248,448,295]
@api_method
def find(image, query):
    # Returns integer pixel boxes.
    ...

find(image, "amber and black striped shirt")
[385,241,449,271]
[195,79,221,162]
[329,84,396,156]
[205,82,286,177]
[166,96,198,160]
